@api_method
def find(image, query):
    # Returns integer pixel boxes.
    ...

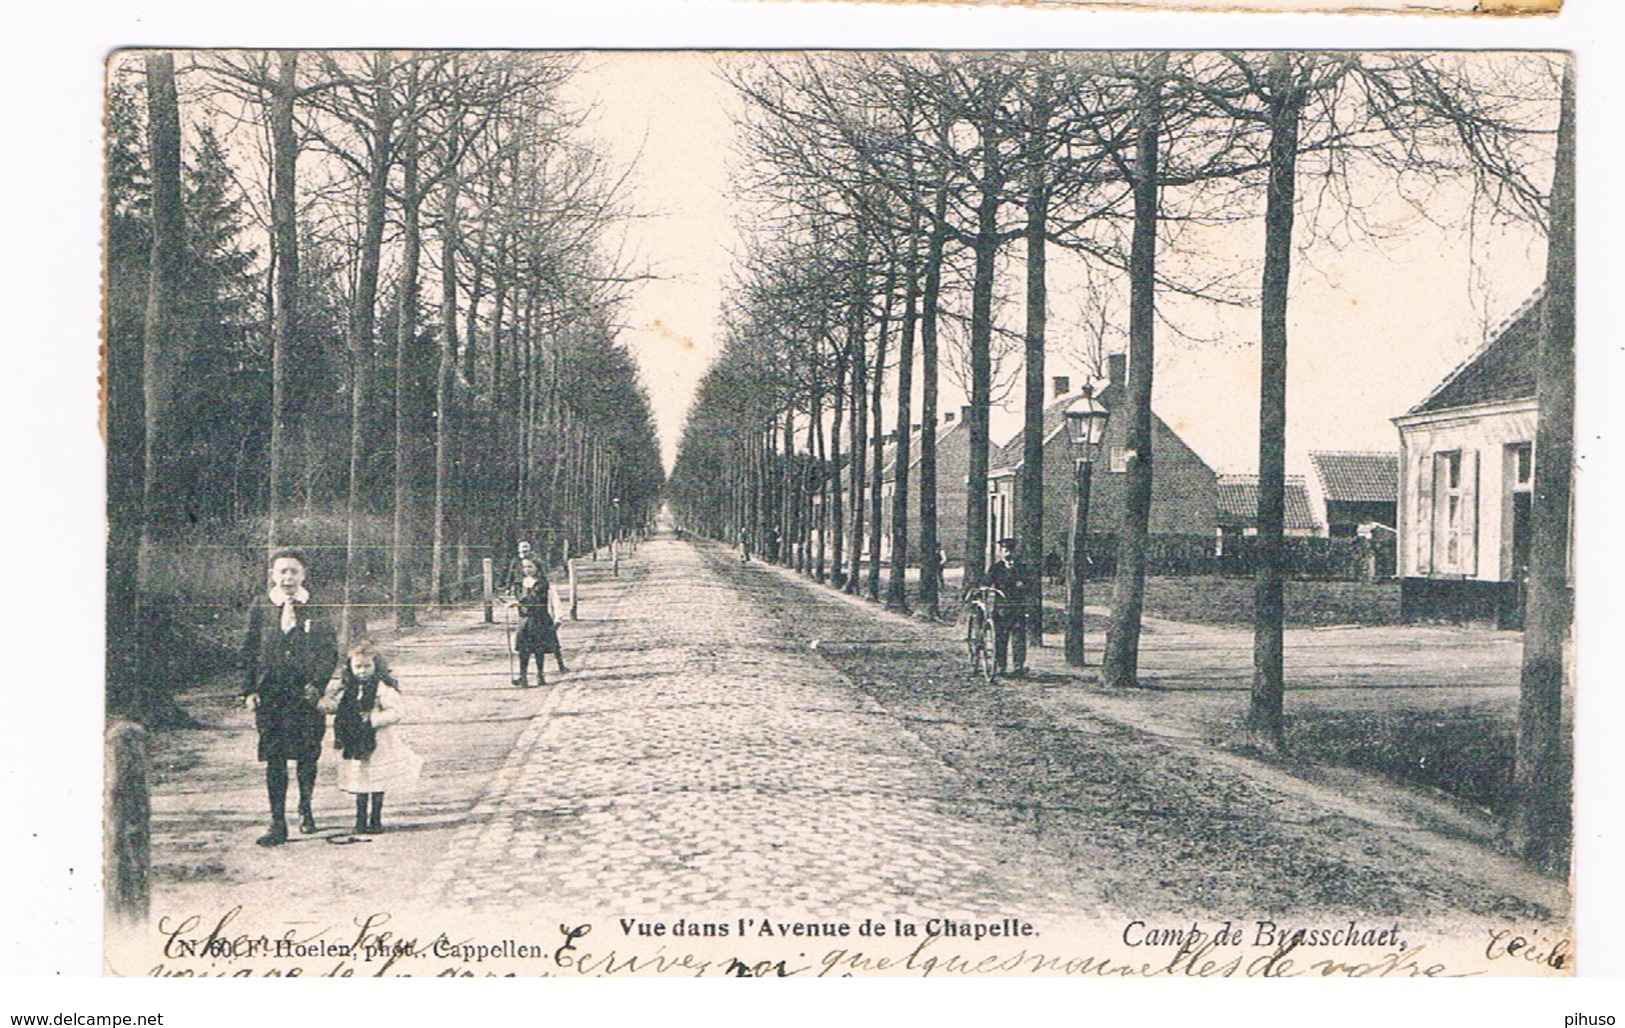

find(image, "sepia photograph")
[95,46,1581,981]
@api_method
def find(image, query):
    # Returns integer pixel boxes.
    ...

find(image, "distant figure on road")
[511,557,567,687]
[321,640,422,835]
[503,540,535,593]
[242,547,339,846]
[1044,548,1063,587]
[984,537,1035,677]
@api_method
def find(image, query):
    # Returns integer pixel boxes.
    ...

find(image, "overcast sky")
[569,51,1549,476]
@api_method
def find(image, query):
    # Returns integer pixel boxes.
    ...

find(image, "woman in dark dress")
[242,547,339,846]
[511,557,566,687]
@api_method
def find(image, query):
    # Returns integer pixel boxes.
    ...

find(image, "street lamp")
[1063,385,1110,668]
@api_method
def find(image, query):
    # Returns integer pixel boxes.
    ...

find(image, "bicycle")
[963,586,1004,684]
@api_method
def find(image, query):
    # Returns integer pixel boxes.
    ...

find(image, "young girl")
[511,557,567,687]
[323,641,422,834]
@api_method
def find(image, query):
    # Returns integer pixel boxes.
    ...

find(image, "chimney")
[944,410,956,424]
[911,423,921,433]
[960,404,973,424]
[1107,353,1127,389]
[1052,375,1070,398]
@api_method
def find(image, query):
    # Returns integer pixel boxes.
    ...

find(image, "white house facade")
[1392,291,1544,627]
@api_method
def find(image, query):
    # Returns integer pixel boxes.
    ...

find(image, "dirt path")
[711,543,1566,930]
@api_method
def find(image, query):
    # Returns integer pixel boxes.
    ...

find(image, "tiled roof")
[1409,290,1543,415]
[1217,474,1319,532]
[990,378,1120,474]
[1309,451,1398,504]
[879,420,961,481]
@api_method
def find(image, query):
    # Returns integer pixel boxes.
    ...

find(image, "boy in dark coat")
[242,547,340,846]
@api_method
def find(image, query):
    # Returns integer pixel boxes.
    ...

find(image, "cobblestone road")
[426,535,1092,920]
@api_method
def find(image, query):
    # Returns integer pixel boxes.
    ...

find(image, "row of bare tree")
[667,50,1573,871]
[105,50,663,726]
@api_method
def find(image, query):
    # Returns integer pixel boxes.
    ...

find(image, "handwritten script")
[123,908,1568,978]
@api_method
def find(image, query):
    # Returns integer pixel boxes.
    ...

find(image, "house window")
[1109,446,1129,473]
[1504,442,1534,580]
[1442,450,1464,568]
[1511,442,1533,487]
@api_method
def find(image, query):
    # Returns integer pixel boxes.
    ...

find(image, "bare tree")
[302,51,395,641]
[132,51,184,722]
[267,52,301,548]
[1102,54,1169,691]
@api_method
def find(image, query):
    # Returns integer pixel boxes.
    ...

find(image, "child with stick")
[510,557,567,687]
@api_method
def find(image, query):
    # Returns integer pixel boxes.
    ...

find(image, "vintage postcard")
[102,48,1575,980]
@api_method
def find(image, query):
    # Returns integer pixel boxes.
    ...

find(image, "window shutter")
[1416,453,1435,575]
[1499,445,1516,580]
[1461,449,1480,577]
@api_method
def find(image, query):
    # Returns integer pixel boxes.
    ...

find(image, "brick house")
[1307,451,1399,539]
[1392,289,1554,627]
[985,353,1219,570]
[871,407,973,565]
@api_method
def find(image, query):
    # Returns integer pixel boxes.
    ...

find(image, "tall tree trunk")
[866,266,894,601]
[780,408,795,568]
[847,263,870,594]
[129,52,183,721]
[919,213,948,616]
[830,346,847,584]
[1021,161,1050,644]
[754,421,771,560]
[481,240,507,553]
[140,52,183,547]
[1248,54,1305,752]
[1103,55,1166,690]
[343,52,392,643]
[813,391,827,581]
[516,292,534,535]
[267,51,300,550]
[392,82,421,629]
[106,192,147,719]
[887,220,921,610]
[1512,60,1575,873]
[433,119,462,606]
[489,239,508,401]
[463,215,487,369]
[845,358,863,591]
[964,158,1003,585]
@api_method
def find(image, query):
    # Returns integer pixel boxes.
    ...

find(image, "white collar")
[269,586,310,606]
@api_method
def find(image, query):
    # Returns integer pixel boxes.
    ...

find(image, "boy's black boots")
[257,816,288,847]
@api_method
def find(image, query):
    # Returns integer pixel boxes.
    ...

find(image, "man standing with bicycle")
[986,537,1035,678]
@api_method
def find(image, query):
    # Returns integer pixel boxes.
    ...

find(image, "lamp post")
[1064,386,1110,668]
